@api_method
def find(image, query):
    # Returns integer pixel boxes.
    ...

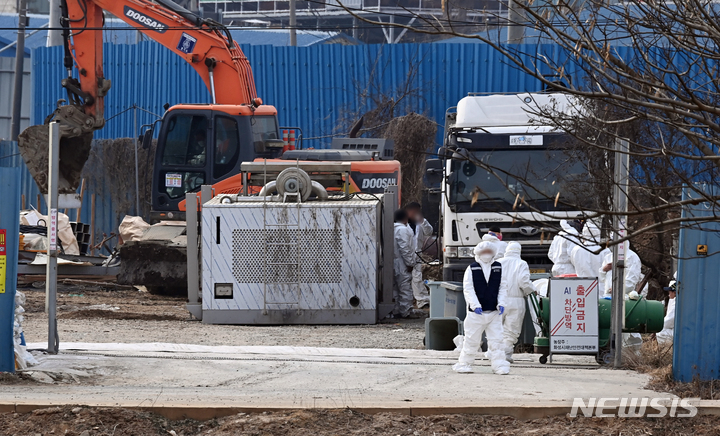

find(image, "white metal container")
[201,194,382,324]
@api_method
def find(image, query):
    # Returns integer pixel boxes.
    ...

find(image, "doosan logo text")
[124,7,167,33]
[361,178,396,189]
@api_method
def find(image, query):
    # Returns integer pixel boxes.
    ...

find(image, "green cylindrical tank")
[538,297,665,348]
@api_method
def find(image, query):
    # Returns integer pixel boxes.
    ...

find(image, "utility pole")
[47,0,63,47]
[289,0,297,46]
[10,0,27,141]
[611,138,630,368]
[506,0,525,44]
[46,122,60,354]
[134,105,140,216]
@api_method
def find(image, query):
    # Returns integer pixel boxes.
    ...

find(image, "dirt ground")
[1,406,718,436]
[19,285,426,349]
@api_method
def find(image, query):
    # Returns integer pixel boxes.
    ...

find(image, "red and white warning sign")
[549,278,599,353]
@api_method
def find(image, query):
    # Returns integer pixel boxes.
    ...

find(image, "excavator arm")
[66,0,259,110]
[18,0,261,194]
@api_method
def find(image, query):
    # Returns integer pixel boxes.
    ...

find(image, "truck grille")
[476,222,558,242]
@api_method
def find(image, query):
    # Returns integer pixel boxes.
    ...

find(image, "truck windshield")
[448,148,586,212]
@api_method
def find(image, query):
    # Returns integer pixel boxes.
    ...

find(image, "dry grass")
[649,366,720,400]
[624,339,720,400]
[5,407,720,436]
[623,339,674,373]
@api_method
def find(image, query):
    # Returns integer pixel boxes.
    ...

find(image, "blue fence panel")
[674,184,720,382]
[0,141,117,252]
[32,43,210,141]
[32,42,611,149]
[0,167,20,372]
[29,41,639,233]
[0,141,43,211]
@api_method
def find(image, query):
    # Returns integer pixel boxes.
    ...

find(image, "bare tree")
[335,46,437,205]
[334,0,720,286]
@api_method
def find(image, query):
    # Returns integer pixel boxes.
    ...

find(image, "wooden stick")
[90,193,96,256]
[37,194,41,214]
[76,178,86,222]
[21,194,25,210]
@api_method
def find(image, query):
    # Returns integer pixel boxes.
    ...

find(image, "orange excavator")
[18,0,400,293]
[19,0,281,201]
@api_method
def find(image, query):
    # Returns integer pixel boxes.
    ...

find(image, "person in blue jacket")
[452,241,510,375]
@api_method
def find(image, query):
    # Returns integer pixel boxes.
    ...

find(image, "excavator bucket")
[17,122,93,194]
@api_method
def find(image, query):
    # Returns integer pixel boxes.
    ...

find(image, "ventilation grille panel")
[232,229,343,283]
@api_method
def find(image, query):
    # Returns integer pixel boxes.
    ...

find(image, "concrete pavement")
[0,342,684,418]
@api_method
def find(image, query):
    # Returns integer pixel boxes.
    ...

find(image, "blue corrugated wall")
[0,166,20,372]
[0,140,117,253]
[32,42,590,147]
[674,185,720,382]
[25,41,630,242]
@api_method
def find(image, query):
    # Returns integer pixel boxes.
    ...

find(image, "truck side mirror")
[437,146,450,160]
[141,128,153,150]
[425,159,443,186]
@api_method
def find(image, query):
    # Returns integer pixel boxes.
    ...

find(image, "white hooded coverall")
[598,248,642,297]
[453,241,511,375]
[656,297,675,345]
[481,233,507,260]
[657,277,676,345]
[548,220,580,276]
[498,242,537,361]
[599,247,643,347]
[393,222,415,317]
[411,218,433,307]
[570,221,604,282]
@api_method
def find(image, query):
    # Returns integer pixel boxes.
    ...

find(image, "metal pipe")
[134,105,140,216]
[47,0,62,46]
[289,0,296,46]
[311,181,328,201]
[46,122,60,354]
[10,0,27,141]
[611,138,630,368]
[208,69,217,104]
[258,181,277,197]
[506,0,526,44]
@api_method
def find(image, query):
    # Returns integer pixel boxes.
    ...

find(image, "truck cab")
[433,93,586,281]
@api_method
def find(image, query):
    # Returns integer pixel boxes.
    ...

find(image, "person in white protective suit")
[599,244,643,347]
[482,226,507,260]
[548,220,581,276]
[656,276,676,345]
[598,246,642,298]
[391,209,424,319]
[406,202,433,309]
[498,242,537,363]
[570,221,607,284]
[452,241,511,375]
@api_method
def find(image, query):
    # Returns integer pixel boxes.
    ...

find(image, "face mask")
[489,231,502,241]
[479,254,494,263]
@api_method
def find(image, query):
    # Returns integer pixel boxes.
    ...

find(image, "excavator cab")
[150,104,283,221]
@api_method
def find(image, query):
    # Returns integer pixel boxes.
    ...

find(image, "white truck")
[427,92,586,281]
